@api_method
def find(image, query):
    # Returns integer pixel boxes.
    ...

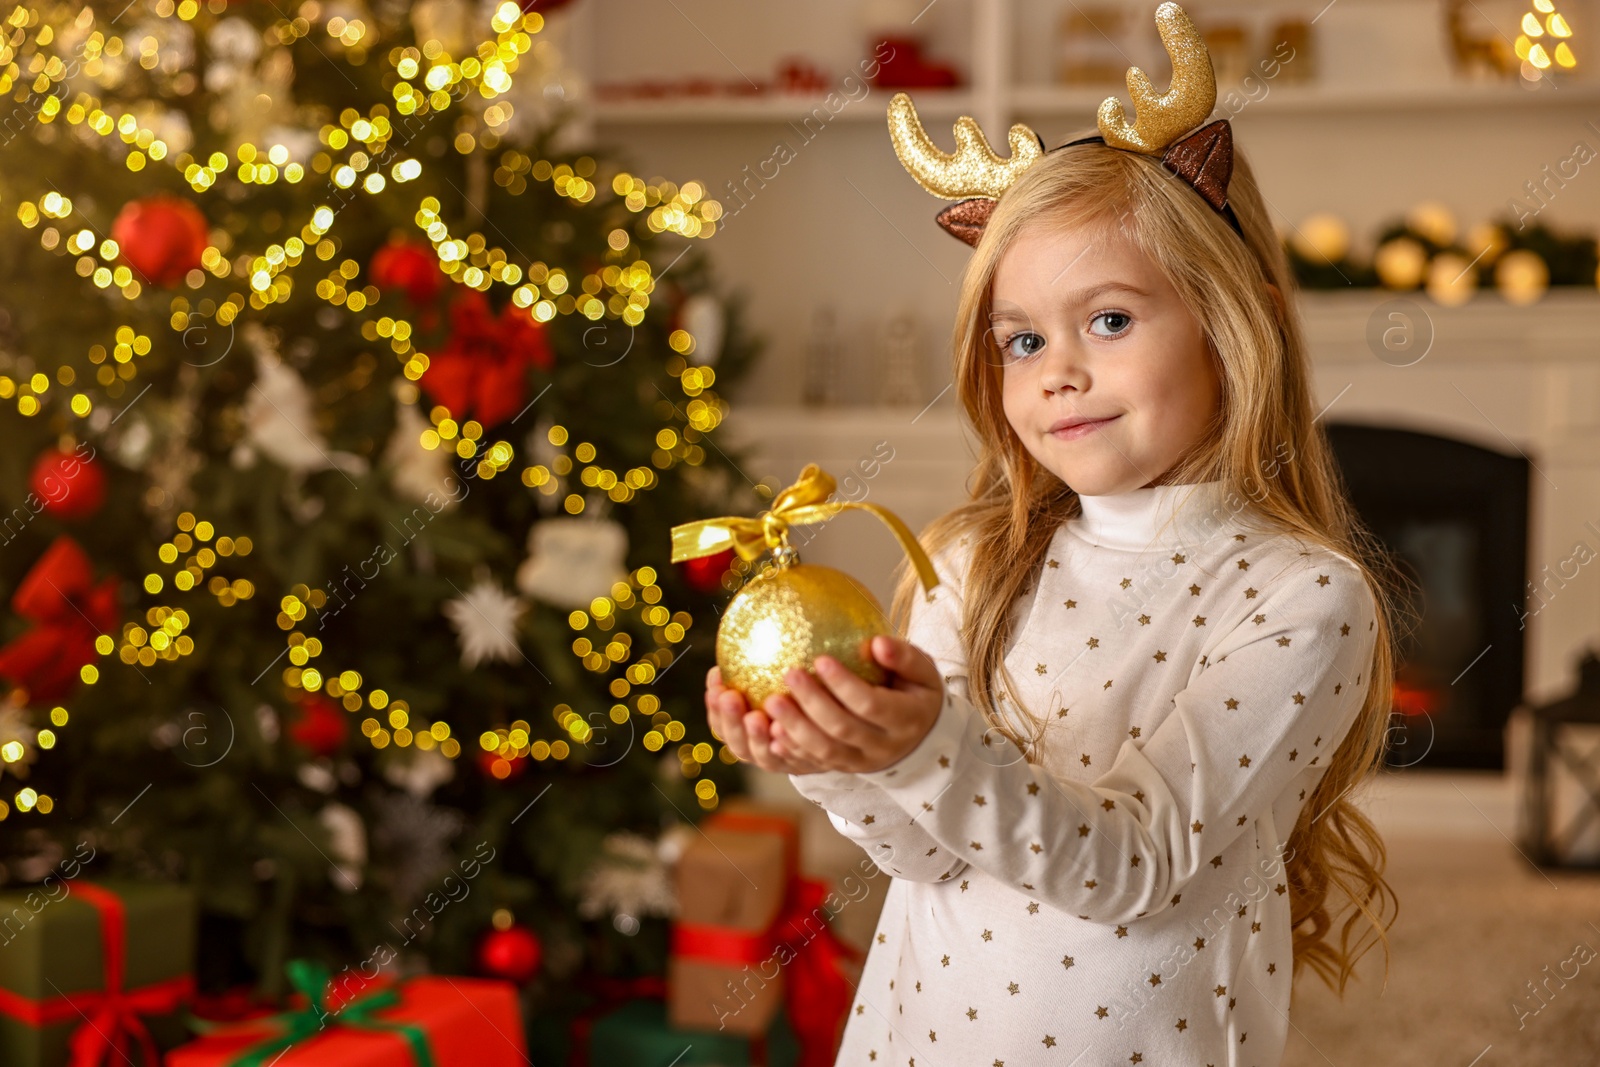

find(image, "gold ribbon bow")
[669,463,941,594]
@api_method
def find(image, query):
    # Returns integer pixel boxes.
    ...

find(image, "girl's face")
[992,217,1221,496]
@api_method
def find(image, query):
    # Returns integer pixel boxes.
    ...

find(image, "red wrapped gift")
[166,963,525,1067]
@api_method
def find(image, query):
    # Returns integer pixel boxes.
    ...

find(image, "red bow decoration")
[288,691,349,758]
[420,289,554,429]
[0,883,194,1067]
[0,536,119,703]
[778,875,862,1065]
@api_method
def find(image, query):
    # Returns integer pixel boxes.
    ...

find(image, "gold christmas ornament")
[1426,251,1478,307]
[1406,201,1458,248]
[1374,236,1428,290]
[1290,212,1352,265]
[1464,221,1508,266]
[715,563,892,710]
[670,464,940,709]
[1495,248,1549,305]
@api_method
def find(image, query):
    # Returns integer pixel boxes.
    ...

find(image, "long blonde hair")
[888,135,1405,997]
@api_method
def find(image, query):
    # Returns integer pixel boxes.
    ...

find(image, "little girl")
[707,5,1400,1064]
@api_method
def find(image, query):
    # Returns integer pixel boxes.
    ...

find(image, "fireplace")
[1324,423,1531,770]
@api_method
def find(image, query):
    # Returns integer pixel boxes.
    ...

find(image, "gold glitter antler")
[1097,2,1218,154]
[886,92,1045,201]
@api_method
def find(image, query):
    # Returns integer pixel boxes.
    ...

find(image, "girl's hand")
[763,634,944,775]
[705,665,828,775]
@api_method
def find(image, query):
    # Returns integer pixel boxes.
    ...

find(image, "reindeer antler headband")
[888,1,1240,248]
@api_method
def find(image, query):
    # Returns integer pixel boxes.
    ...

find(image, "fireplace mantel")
[1299,288,1600,365]
[721,290,1600,712]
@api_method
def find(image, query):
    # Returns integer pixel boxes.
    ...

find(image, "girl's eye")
[1002,331,1045,361]
[1089,311,1132,338]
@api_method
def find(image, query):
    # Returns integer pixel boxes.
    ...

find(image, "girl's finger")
[752,715,821,775]
[872,635,943,691]
[717,689,756,763]
[811,654,886,720]
[765,690,859,766]
[744,709,794,774]
[769,721,825,773]
[784,665,887,749]
[705,678,730,742]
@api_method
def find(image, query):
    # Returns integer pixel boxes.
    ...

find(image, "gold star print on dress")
[790,479,1377,1065]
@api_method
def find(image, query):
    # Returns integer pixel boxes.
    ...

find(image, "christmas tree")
[0,0,763,1014]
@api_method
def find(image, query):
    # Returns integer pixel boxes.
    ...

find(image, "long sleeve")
[857,549,1380,925]
[789,770,969,882]
[788,536,975,884]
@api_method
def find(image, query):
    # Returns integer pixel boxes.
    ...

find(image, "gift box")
[588,997,799,1067]
[0,878,196,1067]
[667,800,859,1067]
[668,803,794,1036]
[166,962,525,1067]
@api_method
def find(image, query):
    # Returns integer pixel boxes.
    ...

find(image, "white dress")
[790,480,1380,1067]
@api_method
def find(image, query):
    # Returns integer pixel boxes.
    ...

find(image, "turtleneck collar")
[1067,480,1245,550]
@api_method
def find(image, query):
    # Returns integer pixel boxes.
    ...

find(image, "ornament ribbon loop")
[669,463,941,594]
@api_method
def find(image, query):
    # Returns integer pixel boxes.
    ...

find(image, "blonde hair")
[887,136,1405,998]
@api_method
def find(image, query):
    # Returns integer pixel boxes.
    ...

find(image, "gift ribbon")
[669,463,942,594]
[0,883,193,1067]
[670,809,864,1067]
[199,959,436,1067]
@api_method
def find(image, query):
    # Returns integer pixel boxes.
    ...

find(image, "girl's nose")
[1038,343,1088,397]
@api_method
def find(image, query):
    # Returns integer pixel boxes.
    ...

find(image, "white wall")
[567,0,1600,410]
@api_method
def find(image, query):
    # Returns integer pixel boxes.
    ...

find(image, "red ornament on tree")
[420,290,554,428]
[370,239,444,305]
[288,692,348,757]
[28,446,106,521]
[111,195,209,287]
[476,747,528,782]
[680,547,735,593]
[0,537,119,703]
[476,919,542,983]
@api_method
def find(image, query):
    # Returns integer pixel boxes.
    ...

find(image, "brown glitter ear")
[1161,119,1233,214]
[936,199,996,248]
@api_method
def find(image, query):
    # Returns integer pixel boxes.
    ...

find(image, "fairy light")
[1517,0,1578,75]
[113,513,253,670]
[0,0,730,795]
[278,601,462,758]
[413,185,654,331]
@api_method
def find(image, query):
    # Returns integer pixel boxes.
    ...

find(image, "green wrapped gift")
[0,876,196,1067]
[586,998,799,1067]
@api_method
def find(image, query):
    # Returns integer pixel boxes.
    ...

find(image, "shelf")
[1296,287,1600,364]
[577,0,1600,129]
[590,87,978,125]
[1012,80,1600,118]
[588,77,1600,127]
